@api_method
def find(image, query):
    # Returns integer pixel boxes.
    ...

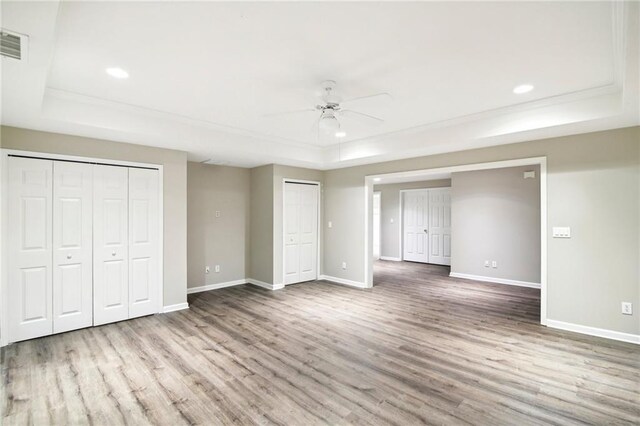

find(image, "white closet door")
[403,191,429,263]
[8,157,53,342]
[128,168,160,318]
[284,183,318,284]
[428,189,452,266]
[93,165,129,325]
[53,162,93,333]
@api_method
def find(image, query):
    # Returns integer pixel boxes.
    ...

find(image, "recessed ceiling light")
[513,84,534,94]
[106,67,129,79]
[335,131,346,138]
[373,177,382,182]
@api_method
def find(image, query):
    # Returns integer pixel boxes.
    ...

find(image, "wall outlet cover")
[622,302,633,315]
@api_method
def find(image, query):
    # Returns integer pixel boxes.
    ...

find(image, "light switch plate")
[552,227,571,238]
[328,221,332,228]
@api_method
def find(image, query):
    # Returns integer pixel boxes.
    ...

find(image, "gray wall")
[249,164,274,284]
[0,126,188,308]
[451,166,541,284]
[323,126,640,335]
[187,162,250,288]
[374,180,451,259]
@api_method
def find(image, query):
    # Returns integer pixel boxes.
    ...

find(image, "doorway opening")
[365,157,547,325]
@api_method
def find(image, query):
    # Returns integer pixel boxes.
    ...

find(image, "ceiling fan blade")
[340,109,384,124]
[340,92,392,107]
[262,108,317,118]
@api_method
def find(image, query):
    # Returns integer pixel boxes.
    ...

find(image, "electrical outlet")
[205,266,210,274]
[491,261,497,268]
[622,302,633,315]
[484,260,490,267]
[215,265,220,273]
[215,211,221,218]
[390,218,394,224]
[342,262,347,270]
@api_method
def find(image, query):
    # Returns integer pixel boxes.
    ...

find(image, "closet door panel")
[8,157,53,342]
[128,168,159,318]
[283,183,301,284]
[93,165,129,325]
[53,162,94,333]
[298,184,318,282]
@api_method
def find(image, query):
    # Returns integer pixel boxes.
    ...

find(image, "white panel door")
[403,191,429,263]
[128,168,160,318]
[373,192,381,260]
[8,157,53,342]
[93,165,129,325]
[53,162,94,333]
[284,183,318,285]
[428,189,452,266]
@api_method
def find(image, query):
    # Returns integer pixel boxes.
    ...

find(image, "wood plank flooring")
[2,260,639,425]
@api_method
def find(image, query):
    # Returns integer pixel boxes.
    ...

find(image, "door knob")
[423,229,428,233]
[66,254,72,259]
[111,252,116,256]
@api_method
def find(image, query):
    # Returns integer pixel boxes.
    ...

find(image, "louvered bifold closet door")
[93,165,129,326]
[128,168,160,318]
[53,162,94,333]
[8,157,53,342]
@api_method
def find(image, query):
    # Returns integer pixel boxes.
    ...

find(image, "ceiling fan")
[264,80,392,140]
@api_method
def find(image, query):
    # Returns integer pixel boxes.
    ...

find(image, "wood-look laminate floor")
[2,261,639,425]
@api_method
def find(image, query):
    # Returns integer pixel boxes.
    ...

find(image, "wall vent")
[1,29,27,61]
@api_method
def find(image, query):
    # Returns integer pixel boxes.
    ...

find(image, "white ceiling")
[2,1,639,169]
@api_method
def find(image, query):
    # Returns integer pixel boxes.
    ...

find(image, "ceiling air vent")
[1,30,27,61]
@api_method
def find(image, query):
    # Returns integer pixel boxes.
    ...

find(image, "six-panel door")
[8,157,54,342]
[403,191,429,263]
[93,165,129,326]
[428,189,452,266]
[53,161,94,333]
[128,168,160,318]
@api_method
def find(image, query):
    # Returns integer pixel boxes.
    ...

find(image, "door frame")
[281,178,321,285]
[0,149,164,347]
[364,156,547,325]
[399,187,450,263]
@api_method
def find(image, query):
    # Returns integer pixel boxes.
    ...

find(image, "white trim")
[162,302,189,313]
[187,279,246,294]
[380,256,402,262]
[247,278,285,291]
[449,272,541,289]
[546,319,640,345]
[539,157,548,325]
[319,274,367,289]
[364,156,548,325]
[0,149,165,345]
[0,153,6,347]
[281,179,321,286]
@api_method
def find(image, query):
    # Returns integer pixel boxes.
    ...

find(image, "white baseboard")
[380,256,402,262]
[247,278,284,291]
[187,279,246,294]
[319,274,368,289]
[546,319,640,345]
[449,272,541,289]
[162,302,189,313]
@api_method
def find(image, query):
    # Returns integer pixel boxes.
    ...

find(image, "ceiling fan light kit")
[266,80,391,142]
